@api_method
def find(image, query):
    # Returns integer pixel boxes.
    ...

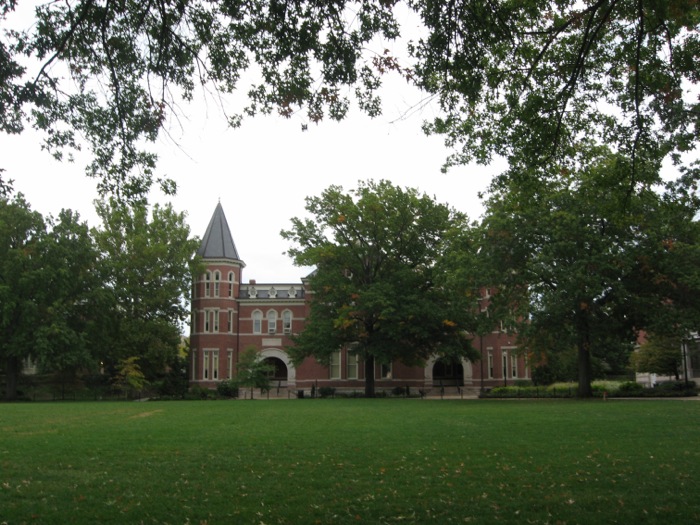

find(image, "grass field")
[1,399,699,525]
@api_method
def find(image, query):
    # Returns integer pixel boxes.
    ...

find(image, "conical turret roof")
[197,202,241,260]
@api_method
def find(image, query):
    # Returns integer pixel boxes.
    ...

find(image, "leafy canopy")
[282,179,478,396]
[2,1,697,198]
[477,145,700,397]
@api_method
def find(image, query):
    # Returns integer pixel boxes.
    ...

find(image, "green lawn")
[1,399,699,524]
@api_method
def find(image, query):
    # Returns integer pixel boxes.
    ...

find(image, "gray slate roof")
[197,203,242,260]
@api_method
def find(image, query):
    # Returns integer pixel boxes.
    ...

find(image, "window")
[502,351,508,379]
[204,272,211,297]
[288,286,297,298]
[204,310,211,332]
[347,352,359,379]
[203,349,219,380]
[252,311,262,334]
[283,311,292,334]
[214,271,221,297]
[227,310,234,333]
[269,286,277,298]
[488,350,494,378]
[212,310,219,333]
[228,272,234,298]
[380,362,392,379]
[227,350,233,379]
[330,351,341,379]
[511,354,518,378]
[267,310,277,334]
[249,286,257,298]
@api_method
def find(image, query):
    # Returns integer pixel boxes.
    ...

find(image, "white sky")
[0,1,508,283]
[1,80,504,283]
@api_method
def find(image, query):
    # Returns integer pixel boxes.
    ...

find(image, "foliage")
[0,191,199,400]
[111,356,147,398]
[235,346,274,396]
[0,194,104,400]
[156,355,190,399]
[282,179,478,396]
[477,146,700,397]
[3,1,697,199]
[482,380,697,398]
[216,380,239,399]
[633,333,684,379]
[317,386,336,398]
[0,193,46,400]
[93,198,200,378]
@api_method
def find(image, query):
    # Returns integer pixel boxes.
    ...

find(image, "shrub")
[391,386,407,396]
[318,387,336,398]
[531,365,555,386]
[188,384,214,400]
[216,380,239,399]
[617,381,644,393]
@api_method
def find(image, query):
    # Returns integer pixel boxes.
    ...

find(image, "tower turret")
[190,203,244,385]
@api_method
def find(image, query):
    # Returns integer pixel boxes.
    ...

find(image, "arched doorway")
[258,348,296,387]
[432,358,464,387]
[263,357,288,381]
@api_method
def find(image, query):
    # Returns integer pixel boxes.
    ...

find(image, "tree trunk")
[364,355,375,398]
[577,335,593,398]
[5,355,20,402]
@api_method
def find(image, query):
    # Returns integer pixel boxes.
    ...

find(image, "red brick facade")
[190,204,529,394]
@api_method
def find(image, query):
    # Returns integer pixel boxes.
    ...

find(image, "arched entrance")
[431,358,465,387]
[258,348,296,387]
[264,357,288,381]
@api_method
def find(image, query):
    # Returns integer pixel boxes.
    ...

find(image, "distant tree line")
[0,188,200,401]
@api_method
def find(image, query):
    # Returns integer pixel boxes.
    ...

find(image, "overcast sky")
[1,71,507,283]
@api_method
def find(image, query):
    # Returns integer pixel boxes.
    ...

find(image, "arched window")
[214,271,221,297]
[252,310,262,334]
[267,310,277,334]
[282,310,292,334]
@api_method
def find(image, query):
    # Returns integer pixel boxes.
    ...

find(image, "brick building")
[190,203,529,395]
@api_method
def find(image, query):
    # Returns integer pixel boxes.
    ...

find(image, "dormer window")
[288,286,297,298]
[269,286,277,298]
[249,286,257,298]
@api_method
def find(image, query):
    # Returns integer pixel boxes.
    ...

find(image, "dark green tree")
[282,179,478,397]
[235,346,275,399]
[112,356,147,399]
[93,199,200,380]
[0,193,46,400]
[478,147,700,397]
[2,1,697,198]
[33,209,105,395]
[633,334,684,380]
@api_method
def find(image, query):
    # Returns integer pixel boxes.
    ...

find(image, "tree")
[2,2,697,199]
[0,195,103,400]
[32,209,106,396]
[282,179,478,397]
[634,333,684,380]
[477,146,700,397]
[235,346,275,399]
[93,199,200,380]
[112,356,147,399]
[0,193,46,400]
